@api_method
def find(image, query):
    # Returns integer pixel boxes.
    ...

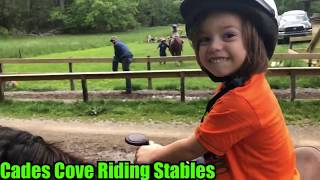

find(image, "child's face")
[197,12,247,77]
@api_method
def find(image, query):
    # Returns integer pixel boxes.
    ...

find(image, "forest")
[0,0,319,35]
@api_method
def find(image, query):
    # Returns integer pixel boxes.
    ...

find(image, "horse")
[0,126,84,165]
[169,36,183,56]
[169,36,184,66]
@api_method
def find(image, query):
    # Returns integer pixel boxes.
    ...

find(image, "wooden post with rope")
[306,28,320,66]
[0,64,3,101]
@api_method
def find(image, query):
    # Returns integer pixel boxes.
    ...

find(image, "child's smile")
[208,57,230,64]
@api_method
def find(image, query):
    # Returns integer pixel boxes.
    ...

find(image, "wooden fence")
[288,28,320,66]
[1,53,320,64]
[1,67,319,102]
[1,53,320,90]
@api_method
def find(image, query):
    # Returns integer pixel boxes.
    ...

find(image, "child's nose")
[208,39,223,52]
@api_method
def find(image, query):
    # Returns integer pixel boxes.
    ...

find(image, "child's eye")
[223,32,237,40]
[198,37,211,45]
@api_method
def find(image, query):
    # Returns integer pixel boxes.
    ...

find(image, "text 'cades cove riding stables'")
[0,161,215,179]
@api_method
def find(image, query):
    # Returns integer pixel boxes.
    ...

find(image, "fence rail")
[1,67,319,102]
[0,53,320,64]
[1,53,319,90]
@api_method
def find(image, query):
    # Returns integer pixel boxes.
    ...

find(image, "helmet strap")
[200,75,248,123]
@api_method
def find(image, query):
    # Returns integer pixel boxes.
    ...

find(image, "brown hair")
[189,11,269,79]
[0,126,84,165]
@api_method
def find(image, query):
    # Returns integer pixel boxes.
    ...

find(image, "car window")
[282,15,307,22]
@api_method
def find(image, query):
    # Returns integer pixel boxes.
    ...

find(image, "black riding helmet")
[180,0,279,82]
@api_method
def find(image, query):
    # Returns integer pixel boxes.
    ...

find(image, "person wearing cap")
[171,24,180,38]
[157,38,169,64]
[110,36,133,94]
[135,0,299,179]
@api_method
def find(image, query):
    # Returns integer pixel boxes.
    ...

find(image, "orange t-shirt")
[195,73,299,180]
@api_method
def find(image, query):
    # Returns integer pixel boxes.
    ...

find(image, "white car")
[278,10,312,42]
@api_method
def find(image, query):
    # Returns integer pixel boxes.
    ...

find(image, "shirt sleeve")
[195,92,260,156]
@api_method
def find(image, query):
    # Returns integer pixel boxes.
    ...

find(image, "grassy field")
[1,26,320,123]
[0,26,172,58]
[0,99,319,124]
[1,26,319,91]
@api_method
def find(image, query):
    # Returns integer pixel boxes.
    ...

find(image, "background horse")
[169,36,183,56]
[169,36,183,66]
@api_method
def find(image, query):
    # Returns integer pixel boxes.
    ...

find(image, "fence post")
[147,56,153,89]
[180,72,185,102]
[308,59,313,67]
[81,78,88,102]
[68,62,75,90]
[306,28,320,67]
[0,64,4,102]
[289,42,293,49]
[290,73,296,102]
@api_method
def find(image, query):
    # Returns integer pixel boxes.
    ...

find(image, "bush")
[0,26,9,37]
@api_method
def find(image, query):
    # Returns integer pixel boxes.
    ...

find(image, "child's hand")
[135,141,163,164]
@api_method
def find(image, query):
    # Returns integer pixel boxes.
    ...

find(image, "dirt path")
[4,88,320,102]
[0,117,319,163]
[0,118,195,162]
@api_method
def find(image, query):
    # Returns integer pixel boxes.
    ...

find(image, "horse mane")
[0,126,84,165]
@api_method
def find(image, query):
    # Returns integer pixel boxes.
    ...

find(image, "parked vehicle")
[278,10,312,43]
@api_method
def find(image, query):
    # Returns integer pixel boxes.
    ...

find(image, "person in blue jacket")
[110,36,133,94]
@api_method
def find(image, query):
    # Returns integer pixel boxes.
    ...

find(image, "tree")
[51,0,140,33]
[0,0,58,34]
[275,0,302,14]
[136,0,182,27]
[309,0,320,14]
[1,0,183,34]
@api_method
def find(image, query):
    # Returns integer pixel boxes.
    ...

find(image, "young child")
[135,0,300,179]
[157,38,169,64]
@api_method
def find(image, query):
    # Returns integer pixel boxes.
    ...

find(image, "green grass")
[0,99,319,124]
[2,26,320,91]
[0,100,206,123]
[1,26,319,124]
[0,26,174,58]
[279,100,320,124]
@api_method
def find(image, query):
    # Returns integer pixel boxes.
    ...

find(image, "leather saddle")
[295,146,320,180]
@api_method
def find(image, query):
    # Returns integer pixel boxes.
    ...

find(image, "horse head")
[0,126,84,164]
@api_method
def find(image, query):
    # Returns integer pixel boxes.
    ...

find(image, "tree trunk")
[26,0,31,11]
[150,16,155,27]
[59,0,65,9]
[10,0,16,9]
[26,0,32,33]
[303,1,311,15]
